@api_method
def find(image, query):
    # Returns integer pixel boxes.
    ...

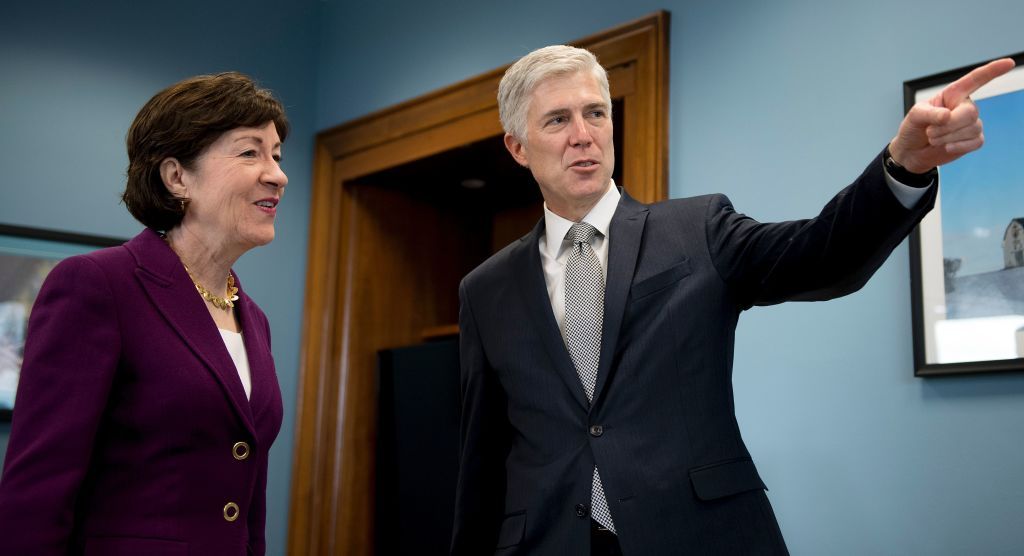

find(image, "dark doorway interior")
[376,338,460,556]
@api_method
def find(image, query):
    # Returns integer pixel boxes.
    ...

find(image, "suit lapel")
[127,229,257,437]
[512,220,590,411]
[592,191,648,405]
[235,285,273,425]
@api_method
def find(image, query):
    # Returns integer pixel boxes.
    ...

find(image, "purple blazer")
[0,229,284,555]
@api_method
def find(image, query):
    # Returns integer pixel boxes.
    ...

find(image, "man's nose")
[568,116,593,147]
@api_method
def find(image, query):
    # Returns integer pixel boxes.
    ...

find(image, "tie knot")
[568,222,599,246]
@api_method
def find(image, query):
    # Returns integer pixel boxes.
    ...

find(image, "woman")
[0,72,288,555]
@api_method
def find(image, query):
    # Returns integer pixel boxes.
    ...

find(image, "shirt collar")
[542,180,621,259]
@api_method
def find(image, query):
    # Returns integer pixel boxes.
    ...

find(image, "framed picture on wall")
[0,224,124,420]
[905,52,1024,377]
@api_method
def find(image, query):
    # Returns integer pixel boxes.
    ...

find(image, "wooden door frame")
[287,11,670,555]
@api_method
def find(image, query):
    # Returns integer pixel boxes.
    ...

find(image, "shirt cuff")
[884,167,935,209]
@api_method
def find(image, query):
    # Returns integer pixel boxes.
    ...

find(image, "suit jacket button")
[575,503,589,518]
[223,502,240,522]
[233,441,251,461]
[589,425,604,437]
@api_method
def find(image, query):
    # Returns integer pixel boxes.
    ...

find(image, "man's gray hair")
[498,45,611,142]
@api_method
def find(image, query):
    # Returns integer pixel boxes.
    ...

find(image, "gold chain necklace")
[184,265,238,310]
[164,237,239,311]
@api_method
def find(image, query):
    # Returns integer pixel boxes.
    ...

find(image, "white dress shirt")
[219,328,252,400]
[885,170,933,209]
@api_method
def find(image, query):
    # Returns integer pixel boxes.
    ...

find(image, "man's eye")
[589,110,605,118]
[547,116,566,126]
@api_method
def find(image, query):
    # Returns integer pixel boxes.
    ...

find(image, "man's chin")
[574,176,612,195]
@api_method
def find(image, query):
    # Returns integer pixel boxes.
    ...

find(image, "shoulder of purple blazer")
[81,243,132,268]
[42,242,132,287]
[63,240,144,290]
[68,229,146,271]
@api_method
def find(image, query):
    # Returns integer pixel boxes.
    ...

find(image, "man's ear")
[504,133,529,168]
[159,157,188,199]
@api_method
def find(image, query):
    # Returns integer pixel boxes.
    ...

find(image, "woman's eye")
[273,154,282,163]
[241,150,258,158]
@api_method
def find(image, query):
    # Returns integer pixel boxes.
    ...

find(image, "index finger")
[941,58,1016,107]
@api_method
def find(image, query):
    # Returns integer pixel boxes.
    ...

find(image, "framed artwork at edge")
[906,52,1024,376]
[0,224,124,420]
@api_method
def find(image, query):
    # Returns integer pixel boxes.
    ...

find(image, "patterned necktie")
[564,222,616,533]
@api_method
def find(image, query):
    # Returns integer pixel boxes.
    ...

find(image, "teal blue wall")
[315,0,1024,554]
[4,1,1024,554]
[1,2,319,555]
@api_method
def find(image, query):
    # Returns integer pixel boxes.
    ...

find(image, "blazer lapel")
[235,285,274,425]
[592,191,648,405]
[512,220,590,411]
[127,229,257,437]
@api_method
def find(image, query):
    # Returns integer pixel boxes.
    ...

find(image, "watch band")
[883,146,937,188]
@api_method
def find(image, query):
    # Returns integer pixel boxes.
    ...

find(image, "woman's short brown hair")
[122,72,289,231]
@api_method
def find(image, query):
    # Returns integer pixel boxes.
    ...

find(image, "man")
[451,45,1013,555]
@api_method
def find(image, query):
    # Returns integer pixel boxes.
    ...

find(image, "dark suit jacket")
[0,228,283,556]
[451,151,936,556]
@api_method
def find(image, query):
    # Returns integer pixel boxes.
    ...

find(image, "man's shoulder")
[461,234,530,292]
[640,192,732,218]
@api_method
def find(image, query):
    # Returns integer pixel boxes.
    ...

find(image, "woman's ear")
[159,157,188,199]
